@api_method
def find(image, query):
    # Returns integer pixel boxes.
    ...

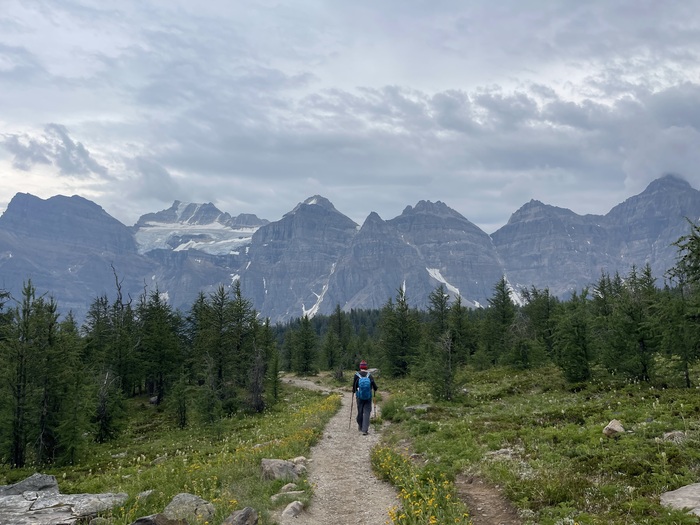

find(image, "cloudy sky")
[2,1,700,233]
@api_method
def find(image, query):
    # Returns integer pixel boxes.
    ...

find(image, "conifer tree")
[476,276,516,367]
[293,315,318,375]
[554,289,592,382]
[55,314,89,464]
[4,282,42,467]
[448,295,476,365]
[137,288,181,404]
[379,288,421,377]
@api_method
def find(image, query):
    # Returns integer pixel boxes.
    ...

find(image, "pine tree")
[4,282,42,467]
[293,315,318,375]
[448,295,476,365]
[54,314,90,464]
[379,288,421,377]
[477,276,516,367]
[554,290,592,382]
[137,288,182,404]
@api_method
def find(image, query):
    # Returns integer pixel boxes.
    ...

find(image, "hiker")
[352,360,378,435]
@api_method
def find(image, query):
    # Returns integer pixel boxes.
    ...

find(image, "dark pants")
[356,397,372,432]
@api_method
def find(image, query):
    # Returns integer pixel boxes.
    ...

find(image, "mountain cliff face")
[239,196,359,321]
[491,174,700,296]
[0,175,697,323]
[0,194,152,314]
[388,200,503,308]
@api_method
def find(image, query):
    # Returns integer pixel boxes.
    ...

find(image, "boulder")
[162,493,215,522]
[0,473,127,525]
[0,473,59,496]
[603,419,625,437]
[660,482,700,516]
[281,501,304,519]
[261,459,306,481]
[222,506,259,525]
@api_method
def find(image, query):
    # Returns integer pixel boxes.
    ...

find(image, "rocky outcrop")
[0,473,127,525]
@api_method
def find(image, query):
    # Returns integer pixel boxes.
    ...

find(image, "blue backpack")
[356,373,372,401]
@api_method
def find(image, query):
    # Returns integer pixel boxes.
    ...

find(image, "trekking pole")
[349,392,355,429]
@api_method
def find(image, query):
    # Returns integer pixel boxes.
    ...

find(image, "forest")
[2,219,700,471]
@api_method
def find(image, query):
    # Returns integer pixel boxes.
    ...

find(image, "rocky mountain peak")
[0,193,135,252]
[506,199,583,225]
[286,195,339,217]
[134,201,232,227]
[643,173,691,194]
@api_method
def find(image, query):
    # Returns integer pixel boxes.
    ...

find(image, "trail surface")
[277,377,398,525]
[277,376,521,525]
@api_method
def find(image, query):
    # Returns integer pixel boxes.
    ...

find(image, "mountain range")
[0,174,697,324]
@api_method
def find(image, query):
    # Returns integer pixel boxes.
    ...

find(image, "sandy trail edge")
[275,378,398,525]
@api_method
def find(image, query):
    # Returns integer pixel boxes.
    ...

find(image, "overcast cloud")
[2,0,700,232]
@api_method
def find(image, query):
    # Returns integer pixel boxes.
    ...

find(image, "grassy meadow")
[4,366,700,525]
[378,365,700,525]
[0,385,340,525]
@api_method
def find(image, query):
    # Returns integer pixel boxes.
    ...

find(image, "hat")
[359,360,368,370]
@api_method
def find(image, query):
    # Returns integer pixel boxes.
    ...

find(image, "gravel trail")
[277,378,398,525]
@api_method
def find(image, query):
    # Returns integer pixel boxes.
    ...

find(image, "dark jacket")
[352,370,378,396]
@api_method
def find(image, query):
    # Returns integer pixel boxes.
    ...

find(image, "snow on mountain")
[134,221,258,255]
[133,201,265,255]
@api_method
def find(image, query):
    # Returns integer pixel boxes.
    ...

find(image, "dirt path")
[278,376,521,525]
[276,377,398,525]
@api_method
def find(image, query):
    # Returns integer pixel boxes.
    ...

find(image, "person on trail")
[352,360,378,435]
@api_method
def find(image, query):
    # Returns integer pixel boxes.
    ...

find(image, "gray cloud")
[2,1,700,231]
[2,135,51,170]
[1,125,109,178]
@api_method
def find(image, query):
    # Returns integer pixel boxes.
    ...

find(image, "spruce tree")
[379,288,421,377]
[477,276,516,367]
[554,290,592,382]
[293,315,318,375]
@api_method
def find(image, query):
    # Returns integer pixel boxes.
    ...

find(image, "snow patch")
[302,263,336,318]
[504,277,525,307]
[426,268,460,296]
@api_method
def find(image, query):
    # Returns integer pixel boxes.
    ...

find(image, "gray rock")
[0,473,59,496]
[31,492,129,516]
[130,514,187,525]
[404,404,431,412]
[222,506,259,525]
[271,491,306,504]
[0,473,127,525]
[603,419,625,438]
[281,501,304,519]
[663,430,687,444]
[661,482,700,516]
[162,493,215,522]
[261,459,306,481]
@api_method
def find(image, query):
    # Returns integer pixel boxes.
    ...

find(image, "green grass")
[0,386,341,525]
[8,366,700,524]
[379,366,700,525]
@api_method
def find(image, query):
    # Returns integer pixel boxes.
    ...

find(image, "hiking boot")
[362,431,369,435]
